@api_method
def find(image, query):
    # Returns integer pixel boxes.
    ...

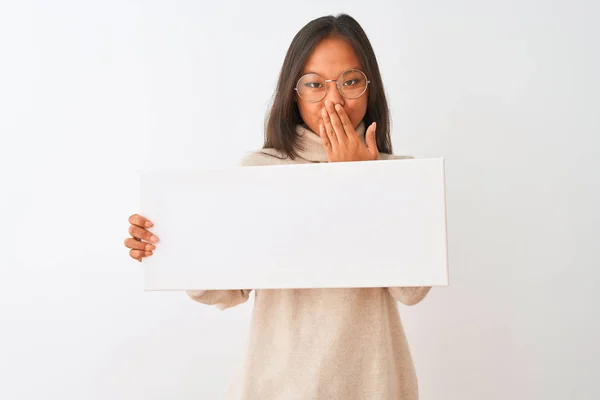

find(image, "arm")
[186,290,253,311]
[183,153,273,310]
[381,153,432,305]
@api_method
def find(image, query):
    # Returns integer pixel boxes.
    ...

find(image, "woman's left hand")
[318,100,379,162]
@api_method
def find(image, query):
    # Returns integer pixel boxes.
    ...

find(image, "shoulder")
[237,148,293,167]
[378,153,415,161]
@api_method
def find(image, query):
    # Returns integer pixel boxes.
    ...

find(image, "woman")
[124,14,431,400]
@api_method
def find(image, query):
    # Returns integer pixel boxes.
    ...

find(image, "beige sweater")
[187,121,431,400]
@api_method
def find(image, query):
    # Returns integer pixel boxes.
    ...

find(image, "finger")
[334,104,355,139]
[129,224,159,243]
[129,249,153,261]
[124,237,156,252]
[319,123,334,159]
[325,100,348,140]
[129,214,154,228]
[366,122,379,157]
[321,108,338,147]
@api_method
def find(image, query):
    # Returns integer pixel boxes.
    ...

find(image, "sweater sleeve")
[381,152,433,306]
[186,290,253,310]
[387,287,431,306]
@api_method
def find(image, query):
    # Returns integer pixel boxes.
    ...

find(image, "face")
[296,37,368,134]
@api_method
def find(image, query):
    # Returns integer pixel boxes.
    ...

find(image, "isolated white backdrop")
[1,1,599,399]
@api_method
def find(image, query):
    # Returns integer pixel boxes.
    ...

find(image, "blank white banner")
[139,158,448,290]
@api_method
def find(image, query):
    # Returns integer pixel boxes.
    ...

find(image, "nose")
[323,81,344,106]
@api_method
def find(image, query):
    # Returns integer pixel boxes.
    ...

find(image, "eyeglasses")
[294,69,370,103]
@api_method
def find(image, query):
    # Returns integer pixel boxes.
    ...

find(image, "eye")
[342,78,361,87]
[304,81,323,89]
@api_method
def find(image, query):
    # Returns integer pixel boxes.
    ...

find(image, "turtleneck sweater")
[187,121,431,400]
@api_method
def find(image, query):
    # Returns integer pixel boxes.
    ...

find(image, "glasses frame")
[294,68,371,103]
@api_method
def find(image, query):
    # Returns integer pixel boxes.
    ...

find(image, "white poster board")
[139,158,448,290]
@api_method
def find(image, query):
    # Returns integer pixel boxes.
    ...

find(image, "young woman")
[124,14,431,400]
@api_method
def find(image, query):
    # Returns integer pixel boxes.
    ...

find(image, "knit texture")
[187,121,431,399]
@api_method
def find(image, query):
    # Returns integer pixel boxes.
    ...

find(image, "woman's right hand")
[124,214,159,262]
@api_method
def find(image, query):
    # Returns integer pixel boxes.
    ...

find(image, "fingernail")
[145,251,152,256]
[150,235,158,243]
[145,244,154,251]
[335,104,341,111]
[145,221,153,228]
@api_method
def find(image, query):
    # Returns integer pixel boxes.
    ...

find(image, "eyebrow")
[301,66,363,77]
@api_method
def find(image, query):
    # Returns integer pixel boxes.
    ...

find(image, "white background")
[1,0,598,399]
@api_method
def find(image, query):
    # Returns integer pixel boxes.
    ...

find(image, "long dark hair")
[263,14,393,159]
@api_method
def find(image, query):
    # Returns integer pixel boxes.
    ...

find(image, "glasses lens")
[339,70,368,99]
[297,74,326,102]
